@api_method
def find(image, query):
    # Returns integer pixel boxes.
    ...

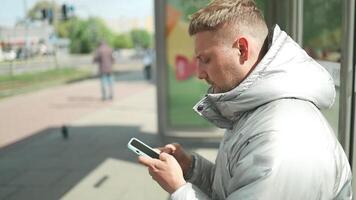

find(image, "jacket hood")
[193,25,336,129]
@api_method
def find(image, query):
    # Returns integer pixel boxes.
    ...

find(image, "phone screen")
[131,139,160,159]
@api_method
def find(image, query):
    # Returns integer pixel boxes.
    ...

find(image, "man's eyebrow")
[196,54,203,60]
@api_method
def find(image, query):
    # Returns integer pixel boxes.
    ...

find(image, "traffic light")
[61,4,75,21]
[62,4,68,20]
[41,8,48,19]
[41,8,53,24]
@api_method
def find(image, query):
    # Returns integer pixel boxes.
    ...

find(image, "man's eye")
[202,58,210,64]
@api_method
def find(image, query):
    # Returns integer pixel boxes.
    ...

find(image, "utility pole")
[23,0,29,64]
[52,0,58,69]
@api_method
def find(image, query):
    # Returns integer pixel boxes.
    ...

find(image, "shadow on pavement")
[0,125,219,200]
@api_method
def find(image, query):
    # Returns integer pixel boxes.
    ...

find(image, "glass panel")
[166,0,211,128]
[165,0,267,129]
[303,0,342,135]
[303,0,342,62]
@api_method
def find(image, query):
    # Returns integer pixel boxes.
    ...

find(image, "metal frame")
[289,0,303,45]
[342,0,356,195]
[286,0,355,161]
[266,0,289,31]
[155,1,356,149]
[339,0,355,159]
[154,0,168,137]
[154,0,223,138]
[352,0,356,168]
[154,0,356,194]
[265,0,303,44]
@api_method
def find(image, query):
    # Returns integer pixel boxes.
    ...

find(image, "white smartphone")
[127,138,160,159]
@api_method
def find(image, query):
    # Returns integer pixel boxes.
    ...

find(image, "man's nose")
[197,64,207,80]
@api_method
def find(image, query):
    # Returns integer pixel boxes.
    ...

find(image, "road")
[0,51,143,75]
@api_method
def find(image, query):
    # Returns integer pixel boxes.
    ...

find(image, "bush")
[113,34,133,49]
[58,17,114,54]
[130,29,152,49]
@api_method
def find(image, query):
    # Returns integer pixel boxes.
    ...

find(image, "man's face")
[194,31,246,93]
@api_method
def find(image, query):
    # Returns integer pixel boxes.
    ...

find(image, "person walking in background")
[143,48,153,80]
[94,41,115,101]
[138,0,352,199]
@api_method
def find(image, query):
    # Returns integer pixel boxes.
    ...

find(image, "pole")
[23,0,30,65]
[52,0,59,69]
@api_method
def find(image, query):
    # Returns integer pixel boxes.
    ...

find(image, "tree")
[113,34,133,49]
[27,0,59,21]
[130,29,152,49]
[303,0,341,49]
[59,17,114,54]
[56,18,74,38]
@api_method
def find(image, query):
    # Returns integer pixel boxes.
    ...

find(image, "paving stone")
[0,186,19,199]
[8,170,67,187]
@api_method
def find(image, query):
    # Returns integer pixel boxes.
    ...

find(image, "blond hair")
[188,0,267,40]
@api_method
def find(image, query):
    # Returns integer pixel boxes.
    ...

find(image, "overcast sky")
[0,0,154,27]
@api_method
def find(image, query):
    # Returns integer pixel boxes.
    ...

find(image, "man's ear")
[233,37,248,63]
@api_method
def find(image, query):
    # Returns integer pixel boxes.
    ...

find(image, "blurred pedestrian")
[143,48,153,80]
[94,41,115,101]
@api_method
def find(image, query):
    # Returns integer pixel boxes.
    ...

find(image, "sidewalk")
[0,62,148,148]
[0,69,219,200]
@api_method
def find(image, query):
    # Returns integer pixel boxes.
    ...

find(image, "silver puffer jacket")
[171,25,352,200]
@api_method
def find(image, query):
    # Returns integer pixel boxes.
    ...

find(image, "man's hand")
[158,143,193,177]
[138,153,186,194]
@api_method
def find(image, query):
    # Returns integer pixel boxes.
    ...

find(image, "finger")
[165,143,180,153]
[158,146,173,154]
[148,167,160,182]
[138,156,154,167]
[148,168,156,180]
[149,172,158,181]
[159,152,173,162]
[152,148,161,154]
[165,144,177,151]
[159,152,168,161]
[141,157,165,170]
[148,166,159,174]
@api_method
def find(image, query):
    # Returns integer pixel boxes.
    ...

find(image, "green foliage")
[31,1,152,53]
[56,19,74,38]
[167,64,211,127]
[308,29,341,50]
[58,17,115,54]
[303,0,341,50]
[58,17,152,53]
[113,34,133,49]
[168,0,209,22]
[255,0,267,15]
[27,0,57,20]
[130,29,152,49]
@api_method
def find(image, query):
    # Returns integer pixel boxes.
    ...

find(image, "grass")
[0,68,92,99]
